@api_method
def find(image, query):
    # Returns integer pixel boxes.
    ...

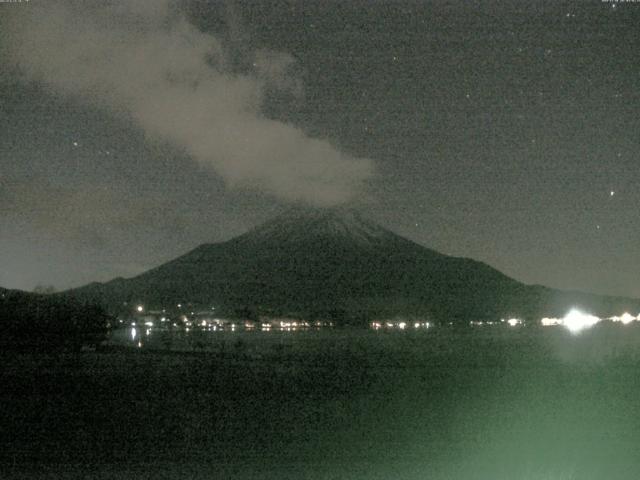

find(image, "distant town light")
[541,317,561,327]
[562,309,600,333]
[611,312,635,325]
[136,305,144,313]
[506,318,521,327]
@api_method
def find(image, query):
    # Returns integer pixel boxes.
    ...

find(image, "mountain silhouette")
[66,207,640,323]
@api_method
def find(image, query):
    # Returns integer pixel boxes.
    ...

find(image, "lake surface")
[4,323,640,479]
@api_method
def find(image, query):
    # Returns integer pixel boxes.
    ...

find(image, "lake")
[3,323,640,479]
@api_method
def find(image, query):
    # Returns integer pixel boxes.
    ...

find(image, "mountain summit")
[69,208,640,323]
[233,207,393,248]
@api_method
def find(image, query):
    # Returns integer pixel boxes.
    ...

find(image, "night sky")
[1,0,638,297]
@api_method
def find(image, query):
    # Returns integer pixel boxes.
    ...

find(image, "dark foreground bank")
[3,325,640,479]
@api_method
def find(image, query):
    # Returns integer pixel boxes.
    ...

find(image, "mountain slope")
[67,208,640,323]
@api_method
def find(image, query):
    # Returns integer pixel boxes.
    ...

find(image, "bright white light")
[562,309,600,333]
[506,318,521,327]
[541,317,561,326]
[131,327,137,340]
[144,321,153,327]
[621,313,635,324]
[611,312,635,324]
[398,322,406,330]
[414,322,420,329]
[136,305,143,313]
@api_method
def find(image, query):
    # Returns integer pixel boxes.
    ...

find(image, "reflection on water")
[10,321,640,480]
[113,317,441,350]
[111,311,640,353]
[112,319,338,349]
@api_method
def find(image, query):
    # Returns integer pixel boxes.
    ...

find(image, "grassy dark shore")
[3,326,640,479]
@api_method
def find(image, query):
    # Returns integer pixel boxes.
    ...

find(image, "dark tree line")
[0,290,111,352]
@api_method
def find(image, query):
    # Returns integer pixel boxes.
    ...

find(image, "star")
[72,141,79,147]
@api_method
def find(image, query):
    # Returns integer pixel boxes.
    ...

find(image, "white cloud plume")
[4,0,372,205]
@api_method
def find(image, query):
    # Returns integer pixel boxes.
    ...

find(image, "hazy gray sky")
[1,0,639,298]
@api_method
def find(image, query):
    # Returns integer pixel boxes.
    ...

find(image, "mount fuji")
[66,208,640,324]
